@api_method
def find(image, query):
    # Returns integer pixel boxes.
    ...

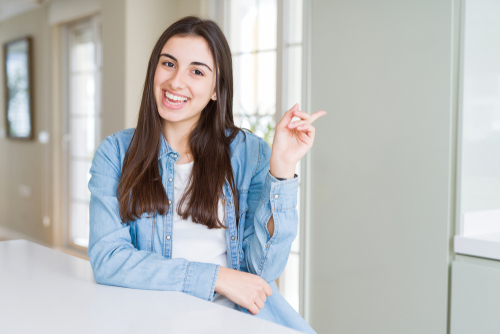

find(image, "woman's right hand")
[215,267,273,315]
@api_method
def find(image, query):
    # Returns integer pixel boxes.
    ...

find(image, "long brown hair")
[117,16,241,229]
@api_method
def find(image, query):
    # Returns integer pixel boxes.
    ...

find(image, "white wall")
[307,0,454,332]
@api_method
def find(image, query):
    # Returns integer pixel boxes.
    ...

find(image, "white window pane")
[460,0,500,212]
[234,51,276,116]
[70,117,95,159]
[282,252,300,312]
[70,159,91,203]
[70,73,95,115]
[71,27,95,72]
[287,0,303,44]
[233,50,276,145]
[229,0,257,53]
[242,114,276,145]
[257,51,276,115]
[257,0,277,50]
[70,202,90,246]
[286,45,302,109]
[228,0,277,53]
[233,54,256,115]
[66,17,101,251]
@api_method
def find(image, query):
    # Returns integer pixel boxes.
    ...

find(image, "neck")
[161,116,199,162]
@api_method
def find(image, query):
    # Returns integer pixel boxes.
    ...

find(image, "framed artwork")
[3,37,33,140]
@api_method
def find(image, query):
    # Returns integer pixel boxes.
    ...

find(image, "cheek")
[154,68,169,89]
[192,81,214,101]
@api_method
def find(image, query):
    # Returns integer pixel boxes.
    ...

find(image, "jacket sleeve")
[88,134,219,301]
[241,139,299,283]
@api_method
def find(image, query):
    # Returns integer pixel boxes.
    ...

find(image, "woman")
[88,16,324,333]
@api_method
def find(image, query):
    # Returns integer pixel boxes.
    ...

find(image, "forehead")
[161,36,214,66]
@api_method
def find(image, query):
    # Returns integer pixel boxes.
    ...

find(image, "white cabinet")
[450,261,500,334]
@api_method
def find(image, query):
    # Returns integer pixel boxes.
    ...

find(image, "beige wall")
[101,0,126,137]
[124,0,176,129]
[307,0,454,332]
[0,0,206,244]
[0,7,54,245]
[124,0,204,129]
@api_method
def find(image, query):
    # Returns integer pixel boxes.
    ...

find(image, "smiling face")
[153,35,217,131]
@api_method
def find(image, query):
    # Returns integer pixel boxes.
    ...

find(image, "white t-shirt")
[171,161,237,310]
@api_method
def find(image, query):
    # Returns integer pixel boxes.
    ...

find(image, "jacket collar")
[158,128,241,161]
[158,132,180,162]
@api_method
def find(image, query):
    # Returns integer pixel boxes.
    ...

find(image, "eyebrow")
[160,53,213,72]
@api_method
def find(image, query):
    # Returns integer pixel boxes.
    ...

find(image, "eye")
[192,69,204,76]
[163,61,175,68]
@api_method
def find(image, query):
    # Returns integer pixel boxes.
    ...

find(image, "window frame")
[60,15,102,255]
[219,0,311,318]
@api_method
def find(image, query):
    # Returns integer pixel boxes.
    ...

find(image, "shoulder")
[110,128,135,147]
[229,129,271,178]
[92,128,135,173]
[230,129,271,155]
[96,128,135,155]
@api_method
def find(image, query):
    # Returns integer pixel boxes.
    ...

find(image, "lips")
[162,89,188,110]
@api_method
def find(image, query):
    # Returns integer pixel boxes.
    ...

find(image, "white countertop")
[0,240,299,334]
[454,209,500,261]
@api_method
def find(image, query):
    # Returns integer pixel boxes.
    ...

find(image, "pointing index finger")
[309,110,327,123]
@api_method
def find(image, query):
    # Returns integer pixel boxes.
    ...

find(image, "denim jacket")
[88,128,316,334]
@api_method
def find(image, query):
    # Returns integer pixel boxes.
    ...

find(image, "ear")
[211,92,217,101]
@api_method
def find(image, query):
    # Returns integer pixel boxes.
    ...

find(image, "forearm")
[267,216,275,237]
[89,224,219,300]
[243,172,299,282]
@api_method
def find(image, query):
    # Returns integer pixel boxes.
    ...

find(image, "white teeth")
[165,91,187,102]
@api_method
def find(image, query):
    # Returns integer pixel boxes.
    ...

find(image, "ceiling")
[0,0,50,22]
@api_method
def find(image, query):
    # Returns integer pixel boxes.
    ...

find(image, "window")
[222,0,305,313]
[458,0,500,214]
[455,0,500,260]
[61,16,102,251]
[227,0,278,143]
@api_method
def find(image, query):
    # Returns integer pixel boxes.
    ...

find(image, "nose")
[168,68,186,91]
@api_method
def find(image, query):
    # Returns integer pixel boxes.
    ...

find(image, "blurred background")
[1,0,500,333]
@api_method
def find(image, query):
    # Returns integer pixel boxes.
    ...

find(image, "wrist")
[214,266,228,294]
[269,164,296,179]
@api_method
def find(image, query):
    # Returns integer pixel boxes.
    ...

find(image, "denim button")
[173,154,178,158]
[227,201,231,206]
[166,235,171,240]
[274,194,279,199]
[168,178,173,182]
[168,200,172,205]
[266,244,270,248]
[231,235,235,241]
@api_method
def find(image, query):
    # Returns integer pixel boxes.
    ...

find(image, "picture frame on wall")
[3,37,33,140]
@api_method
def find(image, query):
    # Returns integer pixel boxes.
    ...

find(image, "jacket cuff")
[182,262,220,301]
[261,171,299,212]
